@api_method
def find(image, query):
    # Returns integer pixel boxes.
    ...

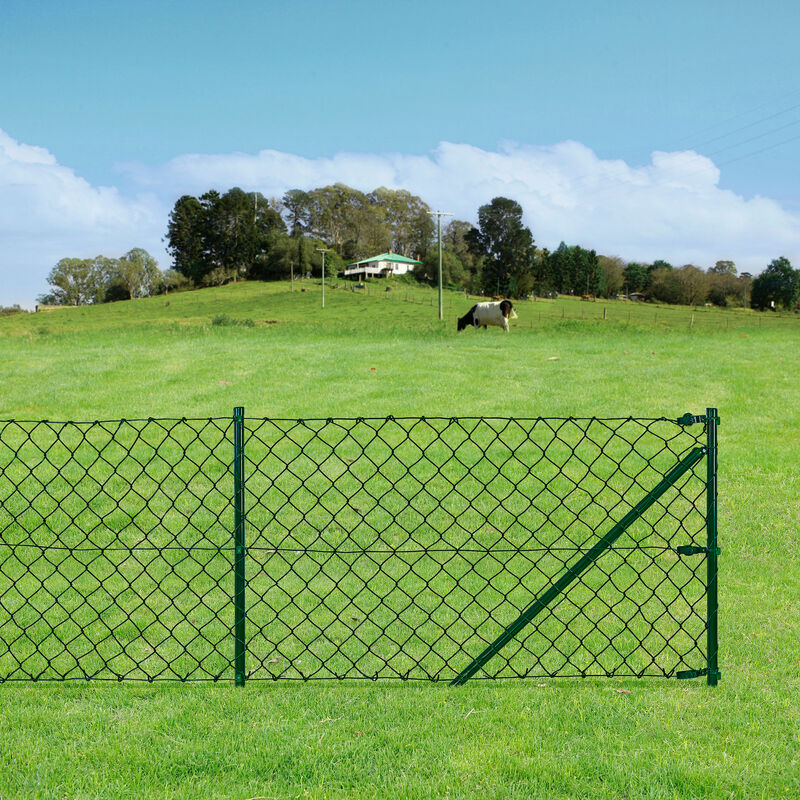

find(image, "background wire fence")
[0,414,710,683]
[325,280,795,331]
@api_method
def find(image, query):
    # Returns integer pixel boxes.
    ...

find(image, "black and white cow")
[457,300,518,333]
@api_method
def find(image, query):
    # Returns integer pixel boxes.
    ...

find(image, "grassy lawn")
[0,281,798,799]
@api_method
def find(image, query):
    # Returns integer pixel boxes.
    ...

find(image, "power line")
[704,115,800,158]
[559,89,800,199]
[716,129,800,167]
[665,87,800,151]
[542,96,800,203]
[681,101,800,152]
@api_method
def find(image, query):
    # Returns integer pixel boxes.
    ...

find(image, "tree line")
[164,187,800,310]
[601,255,800,311]
[34,184,800,312]
[165,185,435,286]
[37,249,189,306]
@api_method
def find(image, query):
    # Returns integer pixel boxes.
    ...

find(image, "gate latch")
[676,544,721,556]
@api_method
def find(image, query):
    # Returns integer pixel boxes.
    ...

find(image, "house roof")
[346,252,421,267]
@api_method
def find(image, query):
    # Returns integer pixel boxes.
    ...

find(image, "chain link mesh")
[0,415,709,682]
[0,418,233,681]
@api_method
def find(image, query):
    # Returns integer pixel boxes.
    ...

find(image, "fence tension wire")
[450,445,708,686]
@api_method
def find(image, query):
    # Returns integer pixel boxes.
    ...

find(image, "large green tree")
[166,188,286,284]
[441,219,483,290]
[166,195,207,284]
[115,248,161,298]
[40,257,110,305]
[647,267,681,304]
[623,262,649,293]
[706,261,740,307]
[750,257,800,310]
[648,265,709,306]
[674,265,711,306]
[281,189,312,235]
[709,260,736,276]
[369,187,433,258]
[467,197,536,298]
[444,220,480,270]
[598,255,625,297]
[304,184,379,258]
[547,243,603,295]
[415,249,467,289]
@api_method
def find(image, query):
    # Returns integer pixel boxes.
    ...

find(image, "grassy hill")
[1,280,798,799]
[2,279,796,420]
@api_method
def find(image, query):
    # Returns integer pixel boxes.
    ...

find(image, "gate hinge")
[677,413,705,426]
[677,668,722,681]
[676,544,721,556]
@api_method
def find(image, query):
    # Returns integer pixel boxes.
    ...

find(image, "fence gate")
[0,411,719,685]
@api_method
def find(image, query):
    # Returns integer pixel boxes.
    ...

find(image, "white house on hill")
[344,252,421,279]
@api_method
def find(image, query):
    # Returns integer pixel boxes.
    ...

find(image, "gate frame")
[230,408,720,688]
[706,407,720,686]
[233,406,247,687]
[450,444,708,685]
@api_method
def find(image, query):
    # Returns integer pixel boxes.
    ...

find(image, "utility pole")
[251,193,258,282]
[429,210,453,321]
[316,247,329,308]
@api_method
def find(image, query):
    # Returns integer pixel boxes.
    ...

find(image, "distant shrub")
[0,305,25,317]
[211,314,255,327]
[159,269,193,295]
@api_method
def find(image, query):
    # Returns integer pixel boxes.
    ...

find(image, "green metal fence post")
[233,406,246,687]
[706,407,721,686]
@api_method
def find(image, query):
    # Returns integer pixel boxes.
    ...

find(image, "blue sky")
[2,0,800,306]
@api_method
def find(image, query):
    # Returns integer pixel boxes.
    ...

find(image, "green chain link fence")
[0,410,719,685]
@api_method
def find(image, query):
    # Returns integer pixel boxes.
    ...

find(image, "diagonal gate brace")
[450,446,707,686]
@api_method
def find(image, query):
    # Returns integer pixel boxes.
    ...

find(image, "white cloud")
[121,138,800,271]
[3,127,800,307]
[0,130,164,308]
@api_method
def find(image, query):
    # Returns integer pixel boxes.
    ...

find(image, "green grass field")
[1,281,799,799]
